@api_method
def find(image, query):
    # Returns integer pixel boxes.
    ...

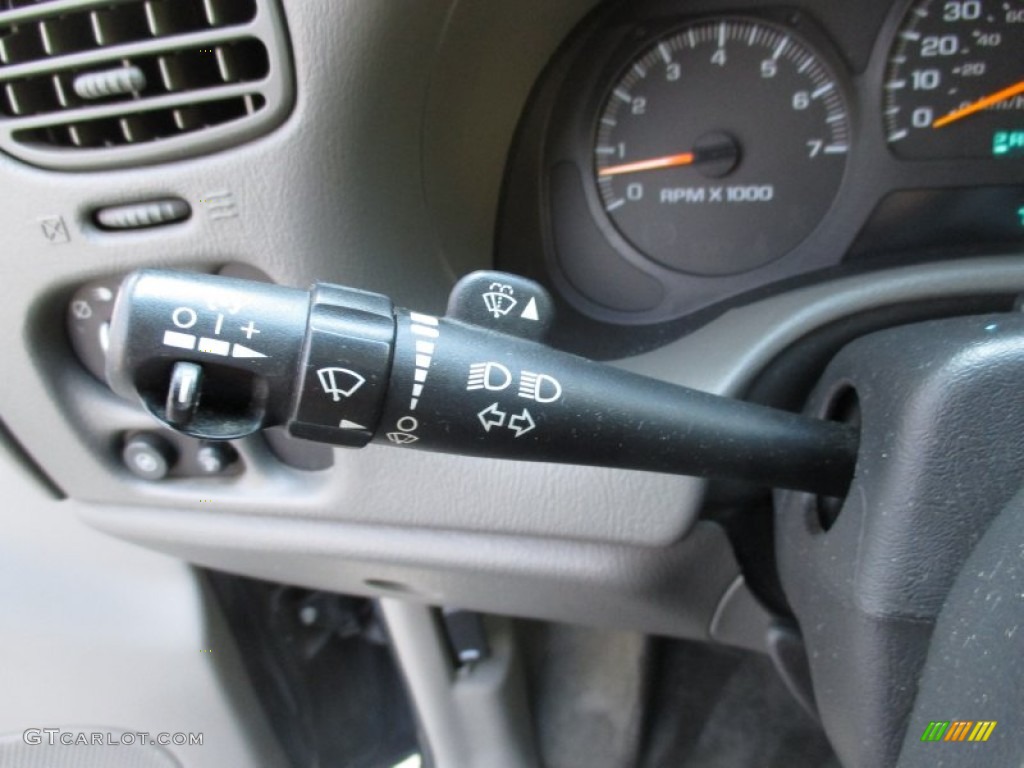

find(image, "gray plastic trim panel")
[0,428,287,768]
[380,601,540,768]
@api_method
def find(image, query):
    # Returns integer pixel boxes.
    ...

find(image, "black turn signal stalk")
[107,269,856,496]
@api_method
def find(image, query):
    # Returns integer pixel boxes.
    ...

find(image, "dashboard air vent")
[0,0,293,170]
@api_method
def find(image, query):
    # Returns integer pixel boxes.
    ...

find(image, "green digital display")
[993,130,1024,158]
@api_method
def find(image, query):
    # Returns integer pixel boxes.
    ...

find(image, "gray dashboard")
[2,0,1023,652]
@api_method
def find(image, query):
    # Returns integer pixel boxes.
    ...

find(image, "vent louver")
[0,0,292,170]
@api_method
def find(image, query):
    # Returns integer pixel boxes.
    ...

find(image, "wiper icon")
[316,367,366,401]
[482,282,517,319]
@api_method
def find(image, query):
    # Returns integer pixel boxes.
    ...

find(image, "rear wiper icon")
[316,367,366,401]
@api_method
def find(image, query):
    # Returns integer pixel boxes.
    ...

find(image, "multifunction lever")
[107,269,857,496]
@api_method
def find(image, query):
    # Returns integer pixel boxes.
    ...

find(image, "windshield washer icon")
[482,283,517,319]
[317,367,366,401]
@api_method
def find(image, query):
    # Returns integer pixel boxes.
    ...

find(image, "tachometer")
[594,18,850,276]
[884,0,1024,159]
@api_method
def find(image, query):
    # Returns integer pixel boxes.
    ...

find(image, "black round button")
[122,433,176,480]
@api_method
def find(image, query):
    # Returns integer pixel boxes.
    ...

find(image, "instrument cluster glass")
[593,18,850,275]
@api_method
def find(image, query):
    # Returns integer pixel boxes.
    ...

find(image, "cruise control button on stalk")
[166,361,203,428]
[105,270,312,440]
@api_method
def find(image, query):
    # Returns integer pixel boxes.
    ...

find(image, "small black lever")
[165,361,203,428]
[107,269,856,496]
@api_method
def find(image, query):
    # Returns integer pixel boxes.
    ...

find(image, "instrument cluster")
[496,0,1024,333]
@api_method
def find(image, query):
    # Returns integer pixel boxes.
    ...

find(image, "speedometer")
[884,0,1024,159]
[594,18,850,276]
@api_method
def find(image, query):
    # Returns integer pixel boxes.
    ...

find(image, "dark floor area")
[639,638,840,768]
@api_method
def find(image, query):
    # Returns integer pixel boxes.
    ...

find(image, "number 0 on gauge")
[884,0,1024,159]
[594,18,850,275]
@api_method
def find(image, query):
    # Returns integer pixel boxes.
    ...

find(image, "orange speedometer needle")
[932,79,1024,129]
[598,152,695,177]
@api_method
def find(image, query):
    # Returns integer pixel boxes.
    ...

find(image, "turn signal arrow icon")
[508,409,536,438]
[477,403,507,432]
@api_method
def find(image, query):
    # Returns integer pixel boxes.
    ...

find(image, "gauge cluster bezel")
[496,0,1024,333]
[590,14,854,277]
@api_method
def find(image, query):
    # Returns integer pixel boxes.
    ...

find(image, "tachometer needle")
[598,152,695,177]
[932,79,1024,129]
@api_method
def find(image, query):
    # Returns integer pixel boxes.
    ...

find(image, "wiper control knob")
[107,269,857,496]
